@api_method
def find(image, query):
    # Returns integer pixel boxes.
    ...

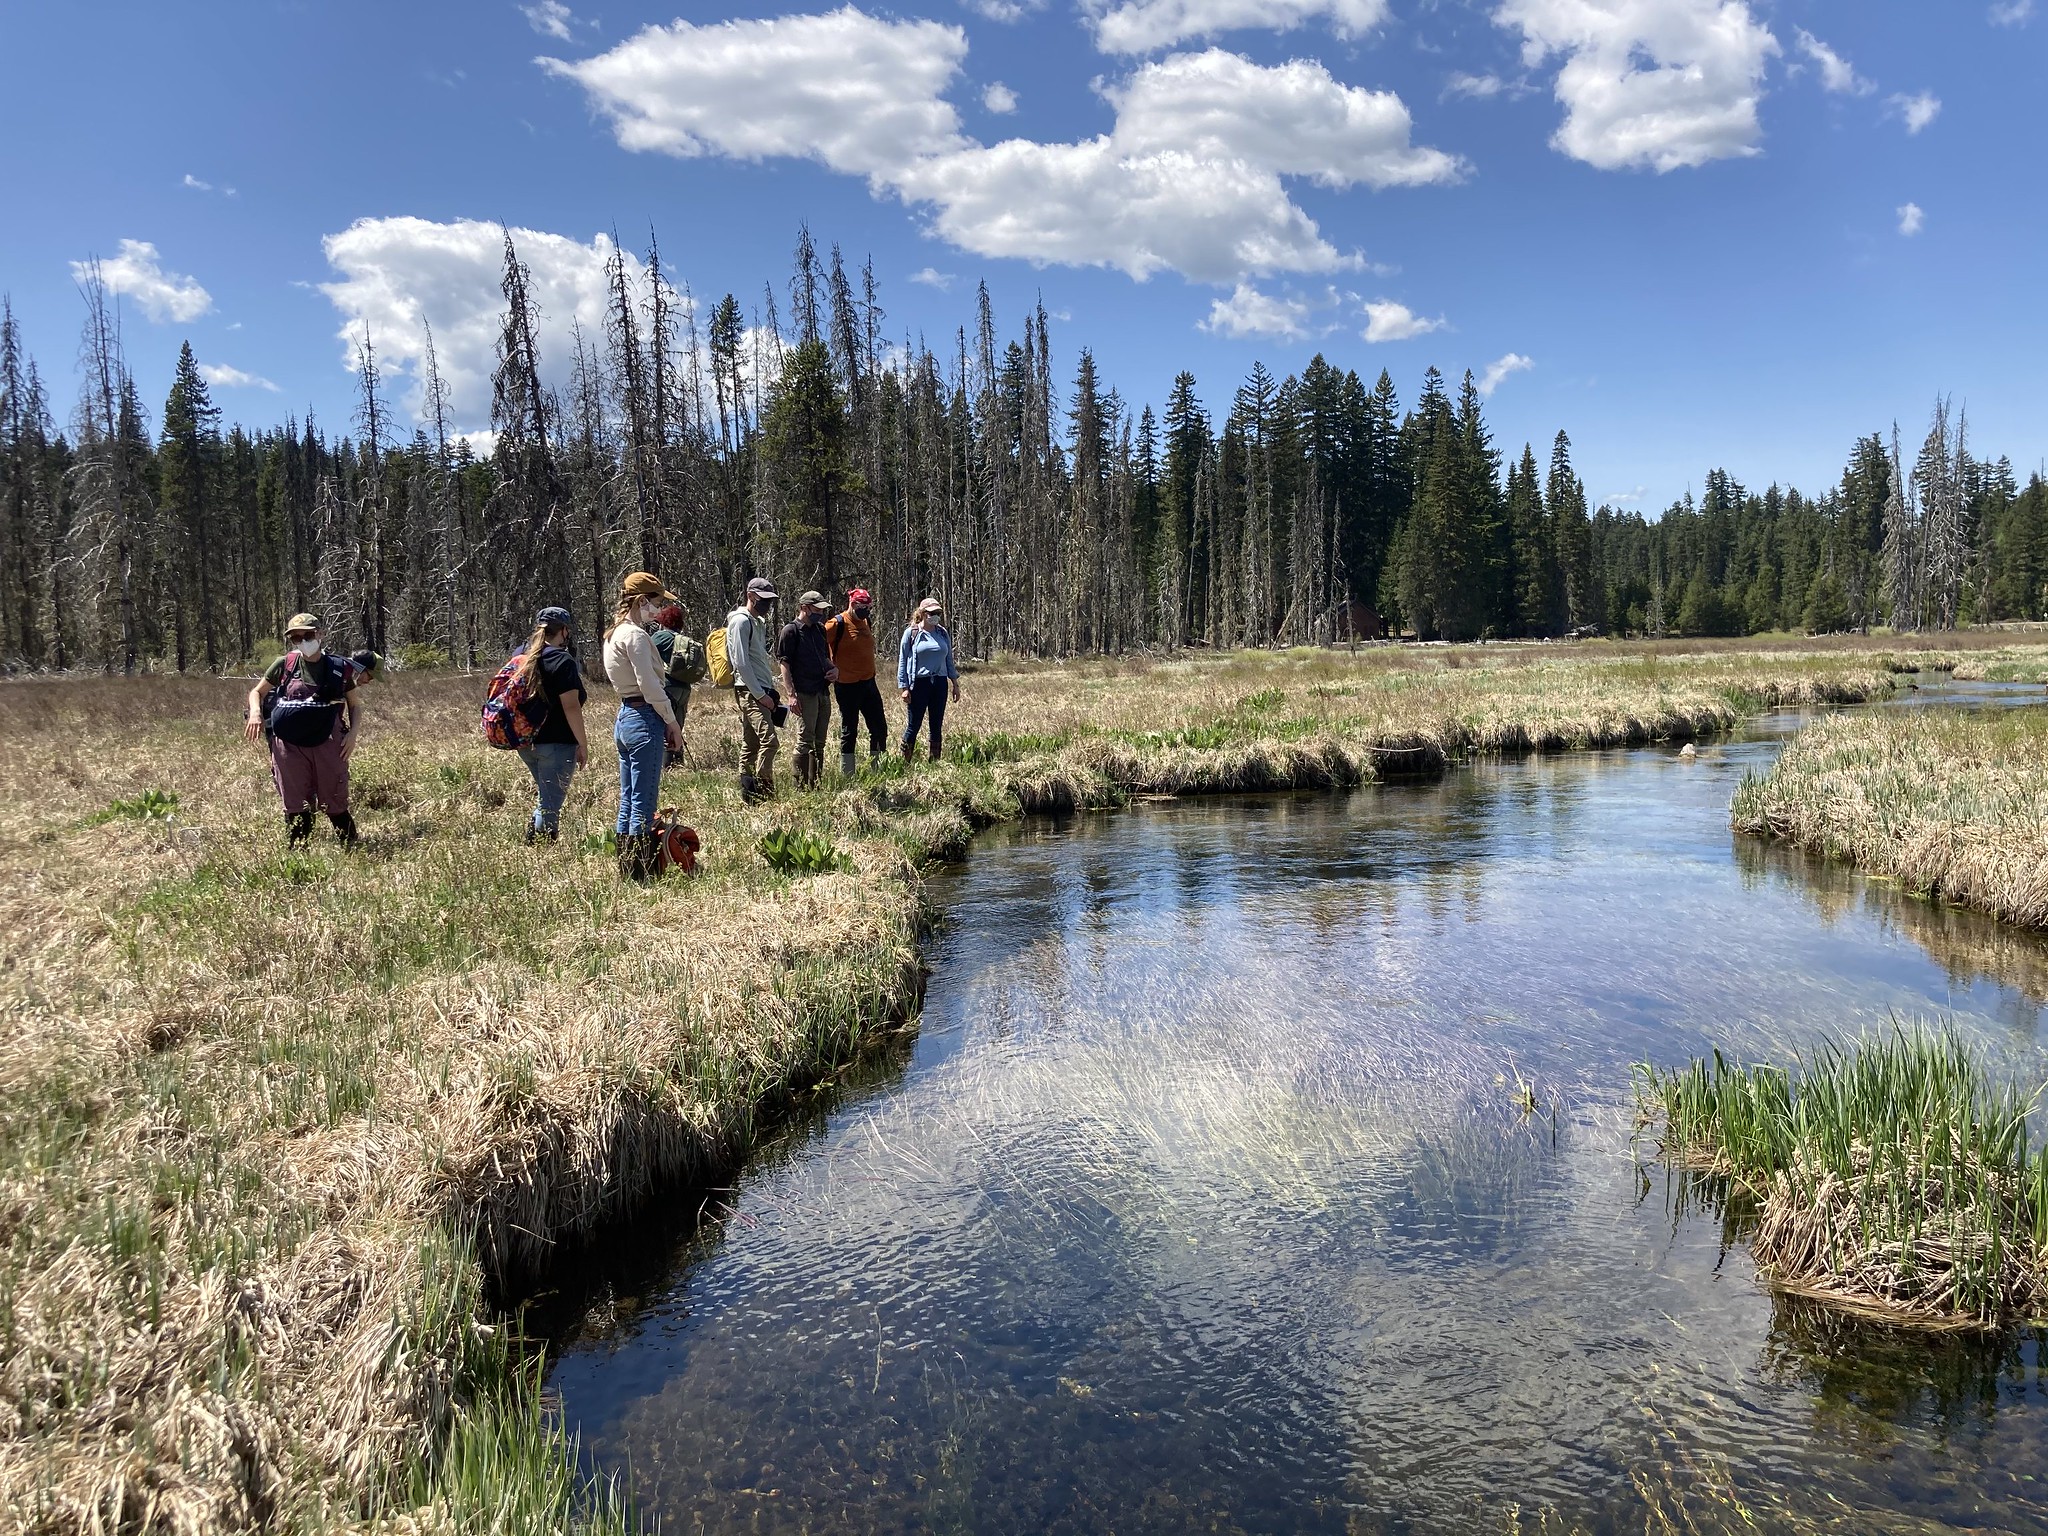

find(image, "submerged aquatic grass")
[1731,705,2048,928]
[1636,1028,2048,1328]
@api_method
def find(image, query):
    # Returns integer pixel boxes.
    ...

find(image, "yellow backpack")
[705,624,735,689]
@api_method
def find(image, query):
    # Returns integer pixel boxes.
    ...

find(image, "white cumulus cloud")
[983,81,1018,113]
[1495,0,1779,172]
[910,266,957,289]
[201,363,280,392]
[1890,90,1941,134]
[546,15,1460,288]
[539,9,971,180]
[1203,283,1316,340]
[1087,0,1388,55]
[1360,298,1444,342]
[1793,29,1871,96]
[1990,1,2034,25]
[1478,352,1534,395]
[318,216,658,428]
[1897,201,1924,236]
[71,239,213,324]
[1445,71,1505,99]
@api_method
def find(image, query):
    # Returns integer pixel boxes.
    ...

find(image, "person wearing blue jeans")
[896,596,961,762]
[603,574,686,878]
[511,605,588,843]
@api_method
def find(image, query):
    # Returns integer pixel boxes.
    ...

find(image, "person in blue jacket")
[896,596,961,762]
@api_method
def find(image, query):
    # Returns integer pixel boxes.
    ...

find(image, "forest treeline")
[2,228,2044,674]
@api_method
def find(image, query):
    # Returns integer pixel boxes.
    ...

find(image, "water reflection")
[547,686,2048,1535]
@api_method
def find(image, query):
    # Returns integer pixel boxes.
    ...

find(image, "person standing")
[645,601,702,766]
[513,605,587,844]
[244,612,367,847]
[726,577,782,803]
[825,587,887,777]
[777,590,838,789]
[604,573,685,878]
[897,597,960,762]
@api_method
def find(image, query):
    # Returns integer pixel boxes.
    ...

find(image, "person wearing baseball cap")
[508,604,587,844]
[776,590,839,789]
[725,576,783,802]
[243,611,366,847]
[604,574,685,878]
[896,596,960,762]
[825,586,888,777]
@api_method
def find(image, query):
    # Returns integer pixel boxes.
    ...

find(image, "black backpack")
[265,651,350,747]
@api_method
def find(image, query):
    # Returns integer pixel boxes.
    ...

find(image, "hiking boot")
[928,741,942,763]
[899,740,916,765]
[840,751,857,779]
[739,772,760,804]
[523,821,537,846]
[286,810,314,847]
[328,811,360,848]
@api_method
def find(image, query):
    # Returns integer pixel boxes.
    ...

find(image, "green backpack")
[667,632,709,687]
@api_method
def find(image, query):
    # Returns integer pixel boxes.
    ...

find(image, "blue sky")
[1,0,2040,512]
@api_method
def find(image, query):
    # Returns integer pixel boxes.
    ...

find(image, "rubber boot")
[286,810,314,847]
[328,811,360,848]
[840,750,857,780]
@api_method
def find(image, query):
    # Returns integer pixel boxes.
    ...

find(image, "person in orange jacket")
[825,586,888,777]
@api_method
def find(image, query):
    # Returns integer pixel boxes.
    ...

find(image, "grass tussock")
[1636,1029,2048,1329]
[0,641,1937,1530]
[1731,706,2048,929]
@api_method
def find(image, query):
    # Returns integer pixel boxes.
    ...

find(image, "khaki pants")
[792,690,831,786]
[737,688,779,786]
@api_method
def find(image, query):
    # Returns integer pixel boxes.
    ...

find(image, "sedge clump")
[1635,1027,2048,1329]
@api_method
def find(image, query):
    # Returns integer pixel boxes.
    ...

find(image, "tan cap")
[621,571,678,603]
[798,590,827,608]
[284,612,321,637]
[917,596,945,615]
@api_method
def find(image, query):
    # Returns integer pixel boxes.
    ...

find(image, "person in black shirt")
[515,605,588,842]
[776,590,838,789]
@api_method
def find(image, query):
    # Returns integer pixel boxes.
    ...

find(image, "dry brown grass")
[0,641,1930,1531]
[1731,706,2048,929]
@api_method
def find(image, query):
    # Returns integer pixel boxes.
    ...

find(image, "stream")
[542,677,2048,1534]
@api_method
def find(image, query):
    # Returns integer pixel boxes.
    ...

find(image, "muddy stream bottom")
[541,681,2048,1534]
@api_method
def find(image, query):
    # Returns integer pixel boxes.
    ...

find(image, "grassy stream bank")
[1733,704,2048,930]
[0,641,2011,1532]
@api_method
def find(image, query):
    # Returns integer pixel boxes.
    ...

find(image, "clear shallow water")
[544,681,2048,1534]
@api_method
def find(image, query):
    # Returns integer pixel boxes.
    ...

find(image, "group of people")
[245,576,962,879]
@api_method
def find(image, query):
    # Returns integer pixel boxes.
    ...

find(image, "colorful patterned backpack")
[479,654,546,750]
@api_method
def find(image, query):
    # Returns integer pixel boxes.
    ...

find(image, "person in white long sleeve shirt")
[604,571,685,878]
[725,575,782,802]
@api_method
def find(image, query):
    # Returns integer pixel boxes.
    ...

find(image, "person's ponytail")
[517,622,563,689]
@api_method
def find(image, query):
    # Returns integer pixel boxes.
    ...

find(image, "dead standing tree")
[487,231,569,644]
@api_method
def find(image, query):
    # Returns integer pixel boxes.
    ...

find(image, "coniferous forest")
[3,228,2043,675]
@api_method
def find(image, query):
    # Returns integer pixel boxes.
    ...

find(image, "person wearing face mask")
[825,586,887,777]
[603,573,686,879]
[725,576,783,803]
[897,597,960,762]
[244,612,367,847]
[776,590,839,790]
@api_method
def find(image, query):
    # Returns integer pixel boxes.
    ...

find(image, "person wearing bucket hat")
[725,576,783,803]
[507,605,587,844]
[244,611,367,847]
[604,574,685,878]
[825,587,888,777]
[776,590,838,789]
[896,596,960,762]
